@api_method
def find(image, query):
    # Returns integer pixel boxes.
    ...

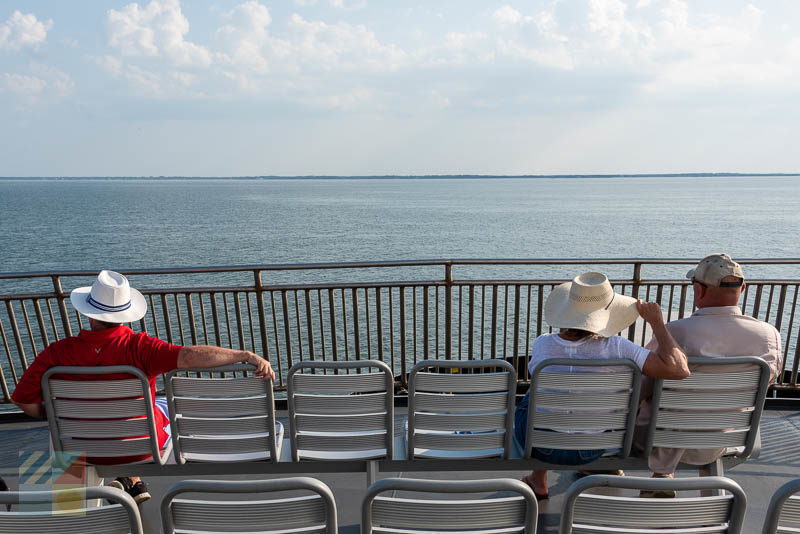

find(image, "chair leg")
[367,460,379,486]
[699,459,724,497]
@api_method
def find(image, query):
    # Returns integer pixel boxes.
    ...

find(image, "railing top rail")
[2,257,800,279]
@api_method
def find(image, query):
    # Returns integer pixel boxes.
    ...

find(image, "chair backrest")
[165,364,281,463]
[408,359,516,459]
[644,356,771,459]
[526,358,642,458]
[559,475,747,534]
[0,486,143,534]
[287,360,394,461]
[362,477,537,534]
[762,478,800,534]
[160,477,337,534]
[41,366,165,464]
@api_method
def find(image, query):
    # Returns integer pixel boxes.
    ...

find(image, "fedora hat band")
[86,294,132,312]
[570,290,613,304]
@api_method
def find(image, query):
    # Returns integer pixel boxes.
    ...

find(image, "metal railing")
[1,258,799,402]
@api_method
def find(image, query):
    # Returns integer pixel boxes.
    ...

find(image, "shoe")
[107,477,151,504]
[128,480,151,504]
[520,474,549,501]
[106,477,131,505]
[578,469,625,476]
[107,477,131,492]
[639,473,676,499]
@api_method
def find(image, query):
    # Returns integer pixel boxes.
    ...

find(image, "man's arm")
[637,301,691,380]
[177,346,275,380]
[13,401,45,419]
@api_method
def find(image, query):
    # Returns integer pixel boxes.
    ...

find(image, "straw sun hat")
[544,272,639,337]
[70,270,147,323]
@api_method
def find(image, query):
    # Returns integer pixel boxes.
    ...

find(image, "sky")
[0,0,798,176]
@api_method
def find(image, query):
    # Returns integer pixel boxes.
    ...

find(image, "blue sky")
[0,0,798,176]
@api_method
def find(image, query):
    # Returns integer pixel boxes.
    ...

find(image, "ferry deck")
[2,259,800,532]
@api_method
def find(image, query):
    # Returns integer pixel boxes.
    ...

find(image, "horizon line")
[1,172,799,180]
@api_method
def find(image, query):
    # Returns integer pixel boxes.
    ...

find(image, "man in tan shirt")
[639,253,782,487]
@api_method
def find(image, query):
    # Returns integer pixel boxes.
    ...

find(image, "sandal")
[520,474,549,501]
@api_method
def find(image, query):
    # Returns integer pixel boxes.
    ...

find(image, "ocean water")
[0,176,798,287]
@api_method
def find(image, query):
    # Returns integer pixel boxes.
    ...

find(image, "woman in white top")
[515,272,689,499]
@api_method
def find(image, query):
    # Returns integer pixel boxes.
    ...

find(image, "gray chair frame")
[0,486,143,534]
[287,360,394,462]
[559,475,747,534]
[362,477,538,534]
[525,358,642,460]
[643,356,771,469]
[407,359,517,460]
[762,478,800,534]
[41,365,170,465]
[160,477,337,534]
[164,364,281,464]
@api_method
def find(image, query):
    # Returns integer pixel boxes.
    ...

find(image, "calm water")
[0,176,798,286]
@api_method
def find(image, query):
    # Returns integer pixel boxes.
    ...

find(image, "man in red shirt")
[11,270,274,503]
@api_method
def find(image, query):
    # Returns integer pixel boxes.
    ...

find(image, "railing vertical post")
[281,290,293,368]
[468,285,474,359]
[627,263,642,342]
[445,263,453,359]
[52,275,72,338]
[512,284,520,371]
[254,270,270,363]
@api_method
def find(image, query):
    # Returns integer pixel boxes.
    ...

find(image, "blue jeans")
[514,392,607,465]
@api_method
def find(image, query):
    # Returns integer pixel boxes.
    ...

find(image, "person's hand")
[242,351,275,381]
[636,300,665,327]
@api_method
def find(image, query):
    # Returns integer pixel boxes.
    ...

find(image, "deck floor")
[3,408,800,533]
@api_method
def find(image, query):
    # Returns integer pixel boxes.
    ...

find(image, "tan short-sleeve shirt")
[639,305,782,472]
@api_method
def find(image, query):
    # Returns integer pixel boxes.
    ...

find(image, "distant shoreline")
[1,173,798,180]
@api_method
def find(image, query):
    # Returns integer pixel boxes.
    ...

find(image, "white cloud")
[328,0,367,10]
[215,1,288,74]
[84,0,800,113]
[0,11,53,51]
[29,63,75,97]
[492,6,530,26]
[285,14,406,73]
[1,64,73,108]
[106,0,212,67]
[1,73,46,94]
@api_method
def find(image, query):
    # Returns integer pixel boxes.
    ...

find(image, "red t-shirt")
[11,325,182,464]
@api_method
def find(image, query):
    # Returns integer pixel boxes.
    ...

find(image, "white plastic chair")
[762,478,800,534]
[559,475,747,534]
[362,477,538,534]
[160,477,337,534]
[0,486,143,534]
[525,358,642,460]
[643,356,771,475]
[287,360,394,461]
[41,366,171,465]
[165,364,283,463]
[407,359,516,459]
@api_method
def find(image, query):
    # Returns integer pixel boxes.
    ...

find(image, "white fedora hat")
[544,272,639,337]
[70,270,147,323]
